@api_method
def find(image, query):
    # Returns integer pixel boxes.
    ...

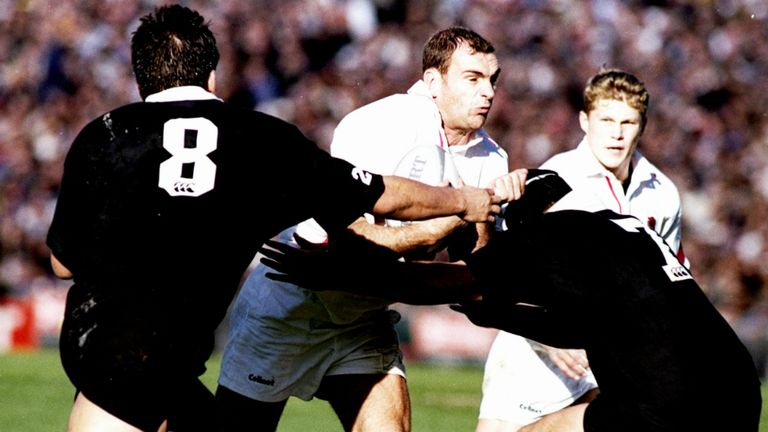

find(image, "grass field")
[1,348,766,431]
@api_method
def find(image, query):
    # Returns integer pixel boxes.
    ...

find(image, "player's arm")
[260,237,480,305]
[358,169,527,254]
[347,215,465,256]
[50,253,73,279]
[374,175,501,223]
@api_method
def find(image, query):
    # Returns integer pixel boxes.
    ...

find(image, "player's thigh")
[355,373,410,430]
[519,404,587,432]
[321,373,410,432]
[214,385,287,432]
[475,418,527,432]
[68,392,156,432]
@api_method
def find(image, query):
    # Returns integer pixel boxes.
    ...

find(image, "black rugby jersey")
[467,209,761,431]
[47,89,384,374]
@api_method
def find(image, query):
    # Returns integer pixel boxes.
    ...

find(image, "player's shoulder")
[339,92,433,125]
[633,152,682,196]
[540,148,579,170]
[87,102,144,126]
[472,128,506,156]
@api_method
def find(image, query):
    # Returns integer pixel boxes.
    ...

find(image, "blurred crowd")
[1,0,767,374]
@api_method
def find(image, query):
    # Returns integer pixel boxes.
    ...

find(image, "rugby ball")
[386,145,446,227]
[393,145,446,186]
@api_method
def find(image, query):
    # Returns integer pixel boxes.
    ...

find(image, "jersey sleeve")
[330,94,432,174]
[46,120,106,275]
[278,122,386,233]
[659,197,687,267]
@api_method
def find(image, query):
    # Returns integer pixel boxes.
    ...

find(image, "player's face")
[433,44,499,136]
[580,98,644,181]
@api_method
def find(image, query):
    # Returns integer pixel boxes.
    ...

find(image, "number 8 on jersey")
[158,117,218,197]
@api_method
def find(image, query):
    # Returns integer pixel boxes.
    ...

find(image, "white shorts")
[478,331,598,425]
[218,279,405,402]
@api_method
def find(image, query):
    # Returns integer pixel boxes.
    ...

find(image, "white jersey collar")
[145,86,222,103]
[406,80,432,99]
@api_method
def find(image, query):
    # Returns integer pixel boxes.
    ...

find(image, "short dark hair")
[131,4,220,99]
[422,26,495,75]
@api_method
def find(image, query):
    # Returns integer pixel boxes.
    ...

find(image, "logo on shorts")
[519,403,542,414]
[248,374,275,386]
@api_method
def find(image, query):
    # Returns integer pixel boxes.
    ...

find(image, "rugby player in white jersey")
[216,26,526,432]
[477,69,689,432]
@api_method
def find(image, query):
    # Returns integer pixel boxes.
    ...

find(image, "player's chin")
[469,116,487,129]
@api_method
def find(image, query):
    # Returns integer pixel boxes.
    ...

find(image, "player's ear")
[423,68,442,98]
[207,70,216,93]
[578,110,589,134]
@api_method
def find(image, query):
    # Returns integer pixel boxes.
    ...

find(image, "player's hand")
[260,238,332,289]
[487,168,527,203]
[536,345,590,380]
[457,185,502,223]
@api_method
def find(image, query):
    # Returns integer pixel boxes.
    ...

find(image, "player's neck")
[444,128,474,147]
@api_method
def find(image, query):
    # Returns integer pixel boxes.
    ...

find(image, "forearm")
[347,216,463,256]
[374,176,497,223]
[371,260,480,305]
[373,176,459,219]
[260,237,479,305]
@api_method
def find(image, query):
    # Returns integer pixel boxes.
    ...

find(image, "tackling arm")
[374,176,501,223]
[347,215,466,257]
[259,238,479,305]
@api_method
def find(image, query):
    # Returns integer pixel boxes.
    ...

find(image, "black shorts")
[583,391,761,432]
[60,292,215,430]
[70,375,215,431]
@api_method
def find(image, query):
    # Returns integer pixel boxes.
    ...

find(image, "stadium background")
[0,0,767,382]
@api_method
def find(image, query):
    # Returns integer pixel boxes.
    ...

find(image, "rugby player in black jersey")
[46,5,502,431]
[262,170,762,432]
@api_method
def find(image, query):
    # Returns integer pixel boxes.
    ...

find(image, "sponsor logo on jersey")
[173,181,197,195]
[662,264,692,282]
[406,155,428,181]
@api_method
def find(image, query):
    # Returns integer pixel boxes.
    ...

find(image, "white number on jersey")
[351,167,373,186]
[158,118,218,197]
[611,216,692,282]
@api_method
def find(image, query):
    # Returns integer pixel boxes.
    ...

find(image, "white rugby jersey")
[331,80,507,188]
[541,138,686,264]
[306,80,508,323]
